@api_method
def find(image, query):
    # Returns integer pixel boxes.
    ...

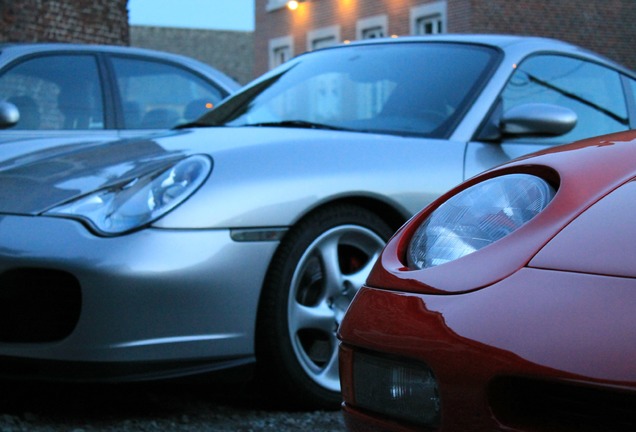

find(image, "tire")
[256,204,394,409]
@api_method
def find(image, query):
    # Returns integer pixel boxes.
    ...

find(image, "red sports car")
[338,130,636,431]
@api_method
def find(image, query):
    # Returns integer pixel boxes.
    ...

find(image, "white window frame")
[356,15,388,40]
[410,1,447,35]
[307,25,341,51]
[266,0,289,12]
[268,35,294,70]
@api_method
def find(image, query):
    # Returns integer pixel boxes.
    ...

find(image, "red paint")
[339,131,636,431]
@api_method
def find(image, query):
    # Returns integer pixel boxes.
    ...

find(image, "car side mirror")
[477,102,578,142]
[0,101,19,129]
[501,103,577,137]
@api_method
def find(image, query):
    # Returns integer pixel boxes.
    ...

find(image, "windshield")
[201,42,499,138]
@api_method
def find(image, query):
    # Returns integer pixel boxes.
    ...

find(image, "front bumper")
[0,214,280,381]
[339,268,636,431]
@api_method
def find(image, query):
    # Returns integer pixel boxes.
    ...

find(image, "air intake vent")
[489,376,636,431]
[0,268,81,342]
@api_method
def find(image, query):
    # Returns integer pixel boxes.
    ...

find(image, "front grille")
[489,376,636,431]
[0,268,81,342]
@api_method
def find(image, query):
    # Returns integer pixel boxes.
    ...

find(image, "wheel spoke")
[315,335,341,384]
[289,300,335,335]
[314,235,345,297]
[342,250,382,295]
[279,210,392,397]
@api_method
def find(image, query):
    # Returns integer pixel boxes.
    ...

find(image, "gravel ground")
[0,381,346,431]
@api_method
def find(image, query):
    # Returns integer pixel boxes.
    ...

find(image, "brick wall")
[448,0,636,71]
[0,0,129,45]
[130,26,254,85]
[255,0,428,75]
[255,0,636,76]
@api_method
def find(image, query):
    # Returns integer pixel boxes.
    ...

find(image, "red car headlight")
[407,174,556,269]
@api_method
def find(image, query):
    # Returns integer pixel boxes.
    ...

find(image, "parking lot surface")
[0,381,345,431]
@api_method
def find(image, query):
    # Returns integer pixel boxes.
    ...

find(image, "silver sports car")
[1,35,635,408]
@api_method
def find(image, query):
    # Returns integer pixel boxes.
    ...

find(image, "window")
[269,35,294,70]
[308,26,341,51]
[500,55,630,144]
[625,77,636,120]
[411,1,447,35]
[266,0,288,11]
[361,27,385,39]
[215,43,498,139]
[111,57,224,129]
[416,15,443,35]
[0,55,104,130]
[356,15,388,40]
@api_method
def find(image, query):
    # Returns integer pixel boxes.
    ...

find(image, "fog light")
[353,351,440,427]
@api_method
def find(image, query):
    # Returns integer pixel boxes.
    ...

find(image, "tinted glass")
[111,57,225,129]
[205,42,499,138]
[626,77,636,120]
[501,55,629,143]
[0,55,104,130]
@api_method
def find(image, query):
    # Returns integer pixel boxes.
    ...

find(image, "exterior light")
[287,0,301,10]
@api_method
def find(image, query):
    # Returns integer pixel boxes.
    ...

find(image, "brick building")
[254,0,636,76]
[130,26,254,85]
[0,1,253,85]
[0,0,129,45]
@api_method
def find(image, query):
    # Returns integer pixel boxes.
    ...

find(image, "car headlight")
[47,155,212,235]
[407,174,556,269]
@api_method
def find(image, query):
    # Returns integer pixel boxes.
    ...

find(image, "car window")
[0,54,105,130]
[501,54,629,143]
[625,77,636,121]
[207,43,499,138]
[110,57,225,129]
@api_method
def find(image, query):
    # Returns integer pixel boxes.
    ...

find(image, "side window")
[501,55,629,143]
[0,55,104,130]
[111,57,225,129]
[626,78,636,122]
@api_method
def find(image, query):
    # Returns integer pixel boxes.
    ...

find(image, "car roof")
[323,34,635,77]
[349,33,567,47]
[0,42,241,92]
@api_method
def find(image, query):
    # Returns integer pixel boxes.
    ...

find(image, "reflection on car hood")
[0,125,427,217]
[0,133,119,161]
[0,134,186,215]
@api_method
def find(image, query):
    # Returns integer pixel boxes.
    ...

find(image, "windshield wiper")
[242,120,351,131]
[177,119,355,132]
[525,72,628,125]
[174,120,222,129]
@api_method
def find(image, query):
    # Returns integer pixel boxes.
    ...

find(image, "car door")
[107,55,228,137]
[464,54,634,179]
[0,52,120,160]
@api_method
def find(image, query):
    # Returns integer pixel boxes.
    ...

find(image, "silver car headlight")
[47,155,212,235]
[407,174,556,269]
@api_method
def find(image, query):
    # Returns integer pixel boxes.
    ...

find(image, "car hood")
[0,133,187,215]
[0,126,451,222]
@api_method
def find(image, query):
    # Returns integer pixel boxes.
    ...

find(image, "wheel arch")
[259,195,409,302]
[253,196,407,407]
[288,195,409,237]
[254,194,408,348]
